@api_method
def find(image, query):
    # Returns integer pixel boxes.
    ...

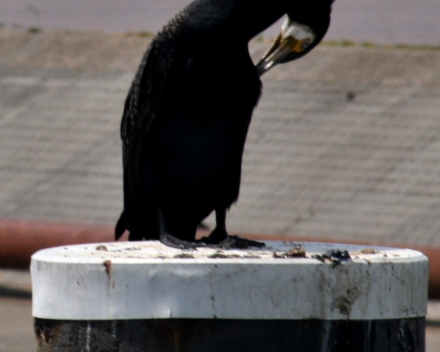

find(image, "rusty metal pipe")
[0,219,438,299]
[0,219,115,269]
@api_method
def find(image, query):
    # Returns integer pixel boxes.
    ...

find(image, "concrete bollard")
[31,241,428,351]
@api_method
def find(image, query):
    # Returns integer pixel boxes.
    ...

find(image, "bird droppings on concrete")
[359,248,378,255]
[173,254,194,259]
[311,249,351,267]
[208,251,241,259]
[273,245,307,259]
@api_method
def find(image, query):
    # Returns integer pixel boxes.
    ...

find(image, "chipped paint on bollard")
[31,241,428,351]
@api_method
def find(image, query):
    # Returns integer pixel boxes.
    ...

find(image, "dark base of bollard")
[34,317,425,352]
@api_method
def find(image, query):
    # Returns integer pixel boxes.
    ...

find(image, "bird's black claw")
[200,234,265,249]
[220,235,265,249]
[159,233,265,250]
[159,233,203,249]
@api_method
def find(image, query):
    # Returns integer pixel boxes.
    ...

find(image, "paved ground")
[0,297,33,352]
[1,31,440,246]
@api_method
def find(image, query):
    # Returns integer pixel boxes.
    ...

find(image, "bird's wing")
[119,14,184,234]
[121,14,184,154]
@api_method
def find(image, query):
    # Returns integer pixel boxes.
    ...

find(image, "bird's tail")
[115,211,127,240]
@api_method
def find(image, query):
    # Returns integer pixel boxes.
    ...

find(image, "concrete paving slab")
[1,33,440,248]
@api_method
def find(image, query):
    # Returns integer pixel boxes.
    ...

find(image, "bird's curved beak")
[256,17,317,77]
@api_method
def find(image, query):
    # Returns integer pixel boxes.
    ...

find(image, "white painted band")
[31,241,428,320]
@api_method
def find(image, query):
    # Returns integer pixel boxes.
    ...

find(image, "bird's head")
[256,0,335,76]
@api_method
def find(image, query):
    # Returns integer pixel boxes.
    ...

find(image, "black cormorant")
[115,0,334,248]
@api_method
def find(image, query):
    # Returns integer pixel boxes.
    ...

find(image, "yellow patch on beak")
[281,36,304,53]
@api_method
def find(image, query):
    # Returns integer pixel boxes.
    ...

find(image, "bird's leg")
[158,207,201,249]
[206,207,228,242]
[202,208,265,249]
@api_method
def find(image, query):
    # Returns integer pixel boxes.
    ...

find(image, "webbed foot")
[219,234,265,249]
[159,233,204,249]
[200,231,265,249]
[160,232,264,250]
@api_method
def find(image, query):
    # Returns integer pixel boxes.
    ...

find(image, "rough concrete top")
[30,240,423,263]
[1,31,440,246]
